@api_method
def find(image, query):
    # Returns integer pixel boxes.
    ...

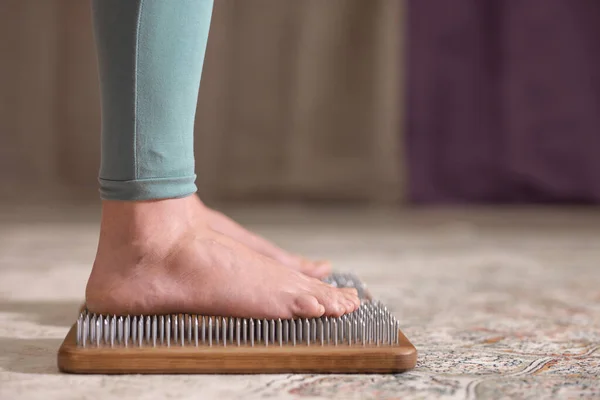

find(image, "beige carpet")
[1,206,599,399]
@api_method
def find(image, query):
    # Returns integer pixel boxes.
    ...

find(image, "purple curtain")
[407,0,600,203]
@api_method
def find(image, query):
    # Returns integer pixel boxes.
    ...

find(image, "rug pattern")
[0,208,599,399]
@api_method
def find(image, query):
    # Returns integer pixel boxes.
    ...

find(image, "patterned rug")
[1,206,599,399]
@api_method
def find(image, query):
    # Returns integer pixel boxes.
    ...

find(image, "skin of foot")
[85,196,360,319]
[192,196,331,278]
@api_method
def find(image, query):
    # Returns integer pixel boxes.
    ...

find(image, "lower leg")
[88,0,357,318]
[93,0,330,277]
[93,0,211,200]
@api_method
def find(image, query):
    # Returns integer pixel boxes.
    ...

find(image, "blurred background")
[2,0,599,206]
[1,0,404,205]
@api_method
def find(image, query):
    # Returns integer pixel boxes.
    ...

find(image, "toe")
[342,292,360,312]
[342,298,355,313]
[291,294,325,318]
[341,288,360,309]
[316,287,347,317]
[331,289,350,316]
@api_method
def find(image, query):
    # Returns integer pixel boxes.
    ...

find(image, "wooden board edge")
[58,323,416,374]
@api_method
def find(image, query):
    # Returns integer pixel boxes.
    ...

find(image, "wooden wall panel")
[0,0,61,200]
[56,0,100,191]
[0,0,406,204]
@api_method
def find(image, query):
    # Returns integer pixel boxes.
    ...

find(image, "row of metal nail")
[323,273,369,299]
[76,302,398,348]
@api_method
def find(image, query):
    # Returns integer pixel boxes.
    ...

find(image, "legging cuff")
[99,175,197,201]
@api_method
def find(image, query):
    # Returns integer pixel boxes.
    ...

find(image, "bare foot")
[85,196,359,319]
[193,197,331,278]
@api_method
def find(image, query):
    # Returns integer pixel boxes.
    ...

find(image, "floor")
[0,205,599,400]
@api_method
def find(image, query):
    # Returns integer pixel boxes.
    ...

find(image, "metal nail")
[333,318,338,346]
[104,316,110,344]
[76,315,82,346]
[178,315,184,346]
[319,318,324,346]
[159,316,164,345]
[146,316,151,344]
[111,316,117,347]
[215,317,220,344]
[362,320,366,346]
[96,315,103,346]
[124,316,130,347]
[90,314,96,345]
[263,319,268,347]
[347,317,352,345]
[172,315,177,344]
[277,319,282,346]
[138,316,144,347]
[270,319,275,345]
[131,316,137,346]
[305,319,310,346]
[82,314,89,347]
[165,316,170,347]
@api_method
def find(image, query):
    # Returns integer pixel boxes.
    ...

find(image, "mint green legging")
[91,0,213,200]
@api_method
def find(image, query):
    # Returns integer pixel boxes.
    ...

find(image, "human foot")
[85,197,359,319]
[193,197,331,278]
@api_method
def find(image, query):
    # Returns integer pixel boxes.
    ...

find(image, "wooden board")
[57,324,417,374]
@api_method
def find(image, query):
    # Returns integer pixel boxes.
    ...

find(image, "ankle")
[97,197,198,257]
